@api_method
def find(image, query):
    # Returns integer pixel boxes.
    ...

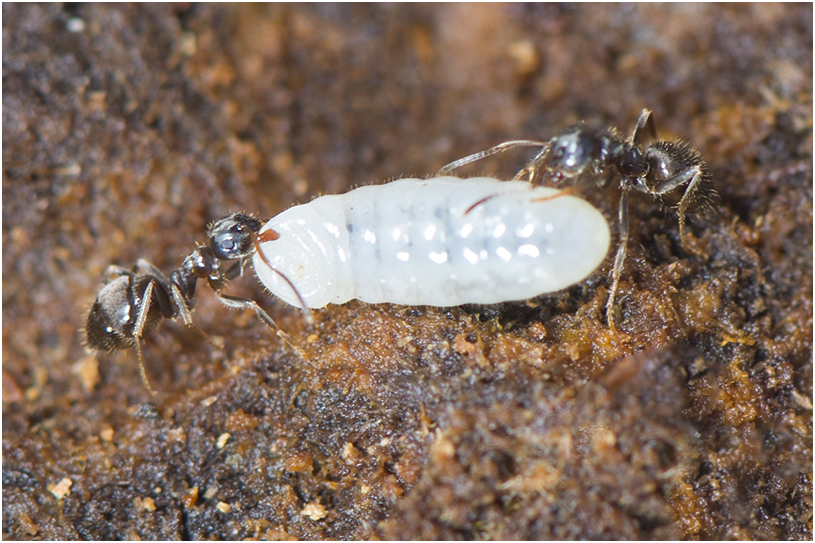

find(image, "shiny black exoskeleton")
[437,108,717,328]
[85,213,281,394]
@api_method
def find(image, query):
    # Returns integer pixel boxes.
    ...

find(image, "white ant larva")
[240,176,610,308]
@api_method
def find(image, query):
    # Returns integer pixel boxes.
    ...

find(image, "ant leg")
[631,108,657,145]
[167,283,222,350]
[464,186,542,215]
[252,240,315,325]
[512,145,551,185]
[436,140,548,176]
[131,280,160,395]
[134,259,166,277]
[214,292,307,359]
[530,185,580,202]
[224,262,242,281]
[134,259,173,290]
[646,165,705,249]
[215,293,278,329]
[606,187,631,330]
[134,340,158,396]
[104,265,136,280]
[132,280,156,345]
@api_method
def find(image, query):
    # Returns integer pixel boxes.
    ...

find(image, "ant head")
[546,126,599,178]
[208,213,263,262]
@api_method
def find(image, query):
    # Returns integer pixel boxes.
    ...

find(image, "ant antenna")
[254,229,314,325]
[436,139,549,176]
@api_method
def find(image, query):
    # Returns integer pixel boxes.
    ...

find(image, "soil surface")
[3,4,811,539]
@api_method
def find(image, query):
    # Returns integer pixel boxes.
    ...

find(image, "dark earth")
[3,4,812,539]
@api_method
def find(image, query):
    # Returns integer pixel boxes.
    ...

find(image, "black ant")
[85,213,308,395]
[437,108,717,329]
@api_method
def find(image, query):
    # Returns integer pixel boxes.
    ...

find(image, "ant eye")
[210,233,238,260]
[220,236,237,252]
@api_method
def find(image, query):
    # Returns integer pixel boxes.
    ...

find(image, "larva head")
[252,212,340,310]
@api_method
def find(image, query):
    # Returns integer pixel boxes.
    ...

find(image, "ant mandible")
[437,108,718,328]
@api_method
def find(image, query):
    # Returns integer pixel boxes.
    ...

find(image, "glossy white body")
[254,177,610,308]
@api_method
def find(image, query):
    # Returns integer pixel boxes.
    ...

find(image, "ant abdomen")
[86,271,175,353]
[643,140,717,213]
